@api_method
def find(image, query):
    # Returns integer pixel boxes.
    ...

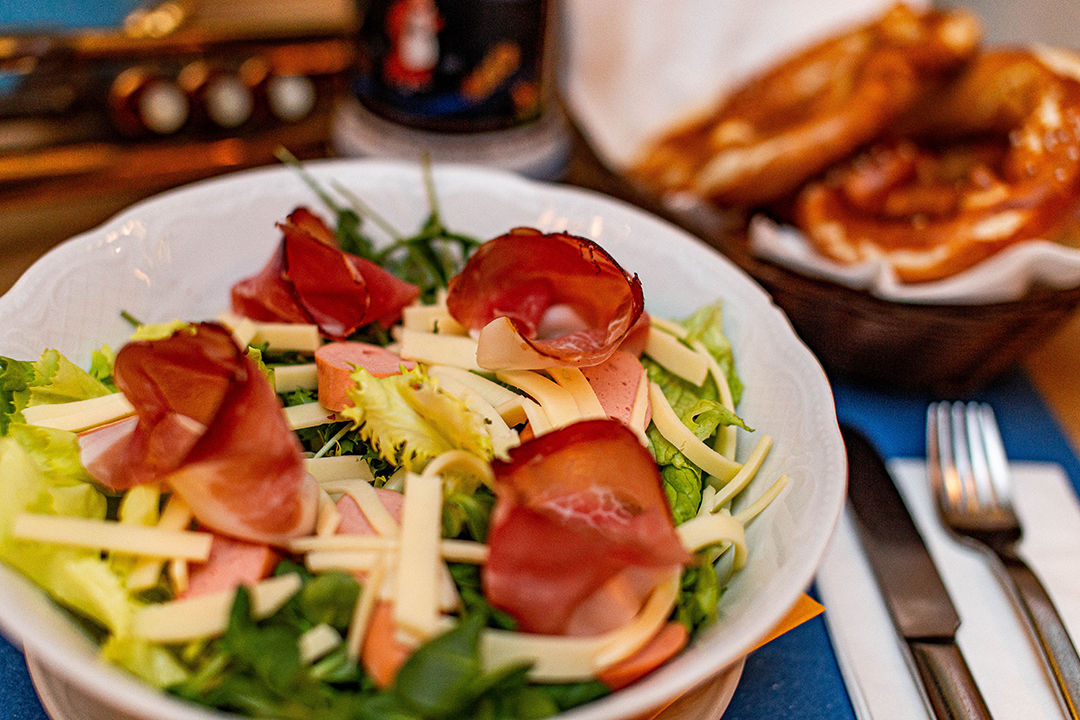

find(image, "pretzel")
[629,4,980,207]
[794,49,1080,282]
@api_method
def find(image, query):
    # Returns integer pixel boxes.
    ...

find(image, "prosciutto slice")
[82,323,318,545]
[445,228,645,370]
[482,419,689,635]
[231,208,419,339]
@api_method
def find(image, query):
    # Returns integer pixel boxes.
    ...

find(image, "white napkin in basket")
[816,459,1080,719]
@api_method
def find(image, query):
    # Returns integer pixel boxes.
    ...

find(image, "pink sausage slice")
[179,531,281,599]
[582,350,646,426]
[315,342,415,411]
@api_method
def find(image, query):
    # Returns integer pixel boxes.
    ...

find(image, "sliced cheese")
[12,513,211,561]
[421,449,495,487]
[127,495,194,591]
[306,455,376,484]
[346,556,386,661]
[321,479,400,537]
[644,327,708,386]
[290,535,397,554]
[690,339,737,460]
[217,313,321,353]
[315,488,343,537]
[394,472,443,642]
[496,370,579,430]
[168,558,189,595]
[440,539,489,564]
[21,393,134,432]
[428,376,519,457]
[649,382,741,483]
[398,329,482,372]
[708,434,774,512]
[627,370,651,445]
[402,304,467,335]
[676,512,747,569]
[274,363,318,393]
[518,397,551,436]
[217,312,259,348]
[547,367,606,420]
[428,365,522,408]
[305,549,384,573]
[132,573,302,643]
[647,315,689,339]
[477,571,680,681]
[285,401,338,430]
[299,623,342,663]
[735,473,789,527]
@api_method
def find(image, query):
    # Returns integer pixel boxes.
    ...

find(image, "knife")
[842,424,993,720]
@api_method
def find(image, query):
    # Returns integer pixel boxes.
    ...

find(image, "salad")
[0,161,788,720]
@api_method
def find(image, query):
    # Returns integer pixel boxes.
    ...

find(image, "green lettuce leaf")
[341,367,493,487]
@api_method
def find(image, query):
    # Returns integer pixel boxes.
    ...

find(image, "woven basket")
[710,222,1080,396]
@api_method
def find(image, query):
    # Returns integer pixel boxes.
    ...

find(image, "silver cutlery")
[843,423,993,720]
[927,401,1080,720]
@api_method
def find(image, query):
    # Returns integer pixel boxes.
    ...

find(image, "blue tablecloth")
[3,368,1077,719]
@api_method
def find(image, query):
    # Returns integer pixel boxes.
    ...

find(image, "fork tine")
[949,401,982,512]
[928,402,962,512]
[973,403,1014,509]
[963,402,998,508]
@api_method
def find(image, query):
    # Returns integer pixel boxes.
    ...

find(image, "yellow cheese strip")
[440,539,489,564]
[12,513,212,561]
[428,364,522,408]
[21,393,134,432]
[346,556,386,661]
[285,401,338,430]
[676,512,747,570]
[306,550,384,573]
[402,304,467,335]
[398,328,482,372]
[421,449,495,486]
[648,315,689,338]
[218,313,321,352]
[547,367,606,420]
[496,370,579,430]
[274,363,318,393]
[735,474,790,527]
[306,455,376,484]
[315,488,343,537]
[217,312,258,348]
[321,479,400,537]
[645,327,708,386]
[127,495,194,591]
[707,434,774,512]
[299,623,342,663]
[168,558,189,595]
[477,571,680,680]
[648,382,741,483]
[690,339,737,460]
[394,472,443,642]
[518,397,551,436]
[132,573,302,643]
[289,535,488,564]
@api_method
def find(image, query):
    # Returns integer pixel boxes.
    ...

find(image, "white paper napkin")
[816,459,1080,720]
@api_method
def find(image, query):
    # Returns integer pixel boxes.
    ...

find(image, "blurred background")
[2,0,1079,293]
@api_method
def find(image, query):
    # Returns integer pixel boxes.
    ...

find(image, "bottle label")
[352,0,551,133]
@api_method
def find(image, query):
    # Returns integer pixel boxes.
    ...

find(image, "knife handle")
[909,640,993,720]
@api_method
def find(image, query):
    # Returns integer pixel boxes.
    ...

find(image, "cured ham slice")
[445,228,645,370]
[84,323,318,545]
[231,208,419,339]
[482,419,689,636]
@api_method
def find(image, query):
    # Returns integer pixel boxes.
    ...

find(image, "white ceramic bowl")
[0,159,846,720]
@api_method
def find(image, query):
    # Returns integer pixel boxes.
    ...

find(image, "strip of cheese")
[305,549,384,573]
[649,382,741,483]
[321,479,400,537]
[689,339,737,460]
[398,329,482,372]
[496,370,579,430]
[644,327,708,386]
[394,472,443,642]
[547,367,606,420]
[218,313,321,353]
[402,304,467,335]
[299,623,342,663]
[627,370,651,445]
[168,557,189,595]
[707,434,774,512]
[274,363,318,393]
[476,571,681,681]
[12,513,211,561]
[421,449,495,487]
[647,315,689,339]
[440,539,489,564]
[315,488,343,537]
[284,401,338,430]
[428,365,522,407]
[346,556,386,661]
[306,455,376,484]
[217,312,259,348]
[676,512,747,569]
[127,495,194,591]
[132,573,302,643]
[21,393,134,432]
[735,473,789,527]
[518,397,551,436]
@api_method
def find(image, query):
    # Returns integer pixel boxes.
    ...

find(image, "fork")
[927,401,1080,719]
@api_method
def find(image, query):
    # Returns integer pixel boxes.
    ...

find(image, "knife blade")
[841,424,993,720]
